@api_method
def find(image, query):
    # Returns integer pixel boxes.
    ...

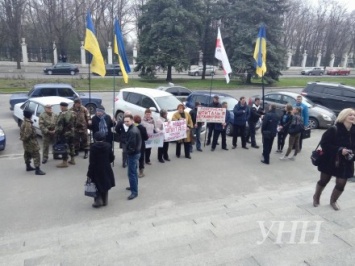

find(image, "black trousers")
[212,130,227,149]
[158,142,170,160]
[262,136,275,163]
[145,148,151,163]
[232,124,246,147]
[207,123,215,143]
[176,142,190,158]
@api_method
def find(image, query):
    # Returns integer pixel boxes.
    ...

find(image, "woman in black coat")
[87,132,115,208]
[90,108,115,144]
[313,108,355,210]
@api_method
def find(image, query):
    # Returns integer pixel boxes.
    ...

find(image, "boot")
[68,156,76,165]
[313,184,325,207]
[26,163,35,171]
[35,167,46,175]
[56,160,68,168]
[138,169,145,178]
[92,195,103,208]
[330,188,343,211]
[101,192,108,206]
[83,150,89,159]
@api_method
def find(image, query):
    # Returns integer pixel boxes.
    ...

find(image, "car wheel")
[308,72,312,76]
[194,72,199,76]
[226,123,233,136]
[17,119,23,128]
[85,104,96,115]
[308,117,319,129]
[116,111,124,122]
[48,70,52,75]
[70,70,75,76]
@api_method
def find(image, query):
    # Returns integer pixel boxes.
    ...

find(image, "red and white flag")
[215,27,232,83]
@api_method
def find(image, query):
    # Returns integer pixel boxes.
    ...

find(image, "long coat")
[91,114,115,144]
[318,123,355,179]
[172,111,194,142]
[87,141,115,192]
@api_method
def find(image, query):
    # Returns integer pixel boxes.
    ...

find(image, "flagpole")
[262,71,265,110]
[88,59,93,145]
[112,70,116,167]
[204,72,214,147]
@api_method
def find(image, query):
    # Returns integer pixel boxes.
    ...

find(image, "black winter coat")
[87,142,115,192]
[318,123,355,179]
[91,114,115,144]
[262,110,279,138]
[136,124,149,152]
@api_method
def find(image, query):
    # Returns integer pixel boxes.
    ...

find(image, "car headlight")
[0,129,5,137]
[322,114,332,121]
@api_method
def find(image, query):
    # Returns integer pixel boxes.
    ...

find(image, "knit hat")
[23,110,33,119]
[60,102,69,107]
[96,107,105,113]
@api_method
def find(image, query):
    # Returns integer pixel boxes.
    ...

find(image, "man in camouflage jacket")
[20,110,45,175]
[55,102,75,168]
[70,98,92,159]
[39,104,57,164]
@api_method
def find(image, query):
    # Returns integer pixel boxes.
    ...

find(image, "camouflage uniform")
[20,118,41,167]
[70,105,91,152]
[39,111,57,161]
[56,110,75,159]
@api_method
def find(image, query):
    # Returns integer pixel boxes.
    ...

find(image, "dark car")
[301,82,355,115]
[156,85,192,102]
[185,91,260,136]
[105,63,121,76]
[248,91,336,129]
[0,125,5,151]
[9,83,102,114]
[43,63,79,75]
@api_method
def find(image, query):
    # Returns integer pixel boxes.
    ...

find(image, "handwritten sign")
[163,119,187,141]
[145,132,164,148]
[196,107,226,123]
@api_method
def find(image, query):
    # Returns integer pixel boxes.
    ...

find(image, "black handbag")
[85,178,97,198]
[288,124,303,135]
[302,128,311,139]
[311,142,323,166]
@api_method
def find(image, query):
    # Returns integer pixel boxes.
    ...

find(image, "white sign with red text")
[196,107,226,123]
[163,119,187,141]
[145,132,164,148]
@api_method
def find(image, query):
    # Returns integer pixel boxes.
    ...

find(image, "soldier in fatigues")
[55,102,75,168]
[39,104,57,164]
[20,110,45,175]
[70,98,92,159]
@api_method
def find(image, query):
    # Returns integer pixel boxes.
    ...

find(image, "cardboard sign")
[196,107,226,123]
[145,132,164,148]
[163,119,187,141]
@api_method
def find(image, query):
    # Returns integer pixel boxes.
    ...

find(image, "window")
[166,87,179,95]
[26,101,37,114]
[179,88,191,96]
[312,85,324,93]
[265,94,282,103]
[36,104,45,116]
[343,89,355,98]
[58,88,75,97]
[126,92,141,105]
[141,96,156,109]
[281,95,295,105]
[39,88,56,97]
[323,87,342,97]
[195,95,209,106]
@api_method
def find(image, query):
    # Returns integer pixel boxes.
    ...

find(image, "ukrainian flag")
[114,18,131,83]
[84,11,106,77]
[253,25,267,77]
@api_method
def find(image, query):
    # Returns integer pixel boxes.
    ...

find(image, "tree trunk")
[246,73,252,84]
[166,65,172,82]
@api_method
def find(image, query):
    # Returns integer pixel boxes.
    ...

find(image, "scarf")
[99,114,108,135]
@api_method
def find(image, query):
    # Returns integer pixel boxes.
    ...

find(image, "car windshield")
[302,96,315,107]
[28,88,35,96]
[219,96,238,110]
[154,95,182,112]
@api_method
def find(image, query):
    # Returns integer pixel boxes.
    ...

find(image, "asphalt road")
[0,90,325,237]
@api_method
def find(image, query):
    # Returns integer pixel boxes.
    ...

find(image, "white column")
[53,42,58,64]
[107,42,112,64]
[286,50,292,68]
[133,43,137,66]
[329,53,335,67]
[342,53,349,68]
[316,51,322,67]
[21,38,28,65]
[80,41,86,66]
[301,50,307,68]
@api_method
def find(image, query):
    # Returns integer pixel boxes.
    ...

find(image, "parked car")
[326,68,351,76]
[301,82,355,115]
[156,85,192,102]
[0,125,6,151]
[188,65,215,76]
[248,91,336,129]
[9,83,102,114]
[185,91,260,136]
[105,63,121,76]
[43,63,79,75]
[301,67,324,76]
[13,97,74,136]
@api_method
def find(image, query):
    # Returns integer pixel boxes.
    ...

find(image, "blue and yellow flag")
[114,18,131,83]
[84,11,106,77]
[253,25,267,77]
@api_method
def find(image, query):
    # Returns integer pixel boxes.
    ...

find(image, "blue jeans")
[193,127,202,150]
[127,153,140,195]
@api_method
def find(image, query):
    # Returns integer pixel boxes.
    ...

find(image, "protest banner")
[196,107,226,123]
[145,132,164,148]
[164,119,187,141]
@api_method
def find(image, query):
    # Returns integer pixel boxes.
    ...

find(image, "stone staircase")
[2,184,355,266]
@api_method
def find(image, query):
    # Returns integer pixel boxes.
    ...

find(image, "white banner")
[163,119,187,142]
[196,107,226,123]
[145,132,164,148]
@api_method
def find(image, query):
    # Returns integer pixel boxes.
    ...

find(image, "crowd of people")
[19,94,355,211]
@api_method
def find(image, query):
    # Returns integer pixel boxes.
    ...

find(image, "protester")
[156,109,171,162]
[134,115,149,177]
[20,110,46,175]
[189,102,203,152]
[294,95,309,150]
[141,109,156,165]
[124,114,142,200]
[261,104,279,165]
[206,95,221,145]
[313,108,355,210]
[91,107,115,145]
[115,111,132,168]
[276,104,293,153]
[87,132,115,208]
[211,102,230,151]
[172,104,194,159]
[232,96,250,149]
[247,97,264,148]
[39,104,57,164]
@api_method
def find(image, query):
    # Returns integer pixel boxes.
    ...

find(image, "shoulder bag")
[85,178,97,198]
